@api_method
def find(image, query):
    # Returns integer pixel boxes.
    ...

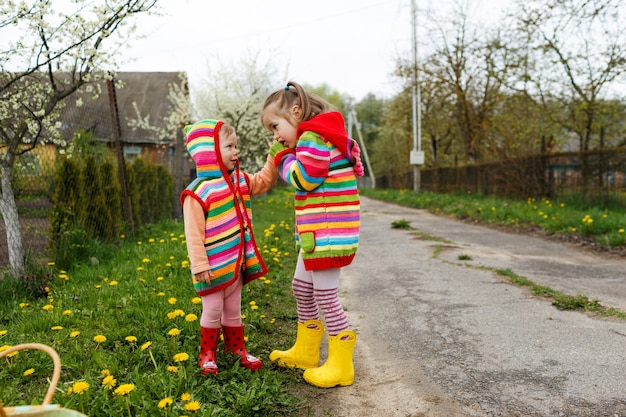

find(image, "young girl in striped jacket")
[262,81,364,388]
[181,119,277,375]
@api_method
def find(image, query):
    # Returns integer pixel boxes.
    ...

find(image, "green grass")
[0,187,317,417]
[361,188,626,248]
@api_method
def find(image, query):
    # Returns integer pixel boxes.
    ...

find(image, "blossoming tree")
[0,0,158,274]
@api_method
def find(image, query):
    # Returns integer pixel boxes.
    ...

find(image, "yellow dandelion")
[93,335,106,343]
[70,331,80,338]
[160,239,166,244]
[181,260,190,268]
[191,297,201,304]
[166,366,178,373]
[43,304,53,311]
[19,303,28,308]
[62,310,72,316]
[58,274,69,280]
[173,352,190,362]
[48,261,55,266]
[95,285,102,289]
[167,310,185,319]
[23,368,35,376]
[113,383,135,396]
[157,292,165,297]
[101,369,111,376]
[137,241,142,245]
[0,330,7,336]
[51,326,63,331]
[71,381,90,395]
[120,234,125,239]
[181,393,191,401]
[157,276,164,281]
[148,238,155,243]
[619,228,624,233]
[136,267,144,271]
[184,401,201,411]
[109,281,118,286]
[251,305,259,310]
[141,341,152,351]
[167,328,180,337]
[142,258,150,263]
[184,313,197,322]
[168,297,177,305]
[125,336,137,343]
[102,375,116,390]
[158,398,173,409]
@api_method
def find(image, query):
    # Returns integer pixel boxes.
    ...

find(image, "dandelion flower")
[167,310,185,319]
[19,303,29,308]
[185,313,197,322]
[109,281,118,286]
[43,304,53,311]
[51,326,63,331]
[63,310,72,316]
[48,261,55,266]
[141,341,152,350]
[70,331,81,338]
[181,393,191,401]
[173,352,190,362]
[168,297,177,305]
[184,401,201,411]
[619,228,624,233]
[114,383,135,396]
[0,330,7,336]
[167,328,180,337]
[158,398,173,409]
[93,335,106,343]
[125,336,137,343]
[142,258,150,263]
[191,297,201,304]
[23,368,35,376]
[166,366,178,373]
[72,381,90,394]
[102,375,116,390]
[157,276,164,281]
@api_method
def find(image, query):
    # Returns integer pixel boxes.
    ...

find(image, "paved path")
[313,196,626,417]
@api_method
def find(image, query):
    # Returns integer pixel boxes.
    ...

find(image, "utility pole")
[347,109,375,189]
[410,0,424,192]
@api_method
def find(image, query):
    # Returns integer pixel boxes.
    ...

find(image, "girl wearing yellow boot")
[181,119,278,375]
[261,81,364,388]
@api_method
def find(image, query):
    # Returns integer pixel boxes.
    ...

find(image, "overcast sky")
[117,0,511,101]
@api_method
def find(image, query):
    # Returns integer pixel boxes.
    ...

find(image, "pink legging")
[200,277,243,328]
[292,252,349,336]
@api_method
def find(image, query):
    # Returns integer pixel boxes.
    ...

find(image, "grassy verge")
[361,188,626,248]
[0,187,317,417]
[362,188,626,319]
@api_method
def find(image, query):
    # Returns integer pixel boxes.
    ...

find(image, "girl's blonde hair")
[262,81,334,122]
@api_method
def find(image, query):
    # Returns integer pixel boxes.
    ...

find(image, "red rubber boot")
[198,326,220,375]
[222,325,262,371]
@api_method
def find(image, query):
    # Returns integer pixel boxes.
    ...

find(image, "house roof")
[59,71,188,145]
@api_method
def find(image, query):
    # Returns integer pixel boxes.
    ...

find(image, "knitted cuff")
[269,142,294,168]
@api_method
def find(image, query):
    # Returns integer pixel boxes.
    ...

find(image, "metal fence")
[378,148,626,201]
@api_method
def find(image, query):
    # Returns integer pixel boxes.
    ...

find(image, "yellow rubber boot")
[269,319,324,370]
[303,330,356,388]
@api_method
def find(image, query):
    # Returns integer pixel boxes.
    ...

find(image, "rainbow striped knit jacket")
[181,119,267,296]
[270,111,364,271]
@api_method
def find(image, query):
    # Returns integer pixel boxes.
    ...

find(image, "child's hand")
[195,270,214,283]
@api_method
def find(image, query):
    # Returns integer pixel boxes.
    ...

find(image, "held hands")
[269,141,294,168]
[195,270,214,284]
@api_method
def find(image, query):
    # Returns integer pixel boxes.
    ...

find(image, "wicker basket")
[0,343,87,416]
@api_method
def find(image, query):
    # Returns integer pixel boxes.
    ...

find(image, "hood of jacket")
[185,119,232,180]
[297,111,364,176]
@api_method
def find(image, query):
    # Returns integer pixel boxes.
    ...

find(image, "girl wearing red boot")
[262,81,364,388]
[181,119,277,375]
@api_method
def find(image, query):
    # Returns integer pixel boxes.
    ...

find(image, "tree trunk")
[0,163,25,275]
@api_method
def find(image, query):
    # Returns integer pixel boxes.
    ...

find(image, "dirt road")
[309,197,626,417]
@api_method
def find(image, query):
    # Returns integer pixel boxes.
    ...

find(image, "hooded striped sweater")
[181,119,267,296]
[271,111,364,271]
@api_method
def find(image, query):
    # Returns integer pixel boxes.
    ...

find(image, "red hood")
[297,112,364,176]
